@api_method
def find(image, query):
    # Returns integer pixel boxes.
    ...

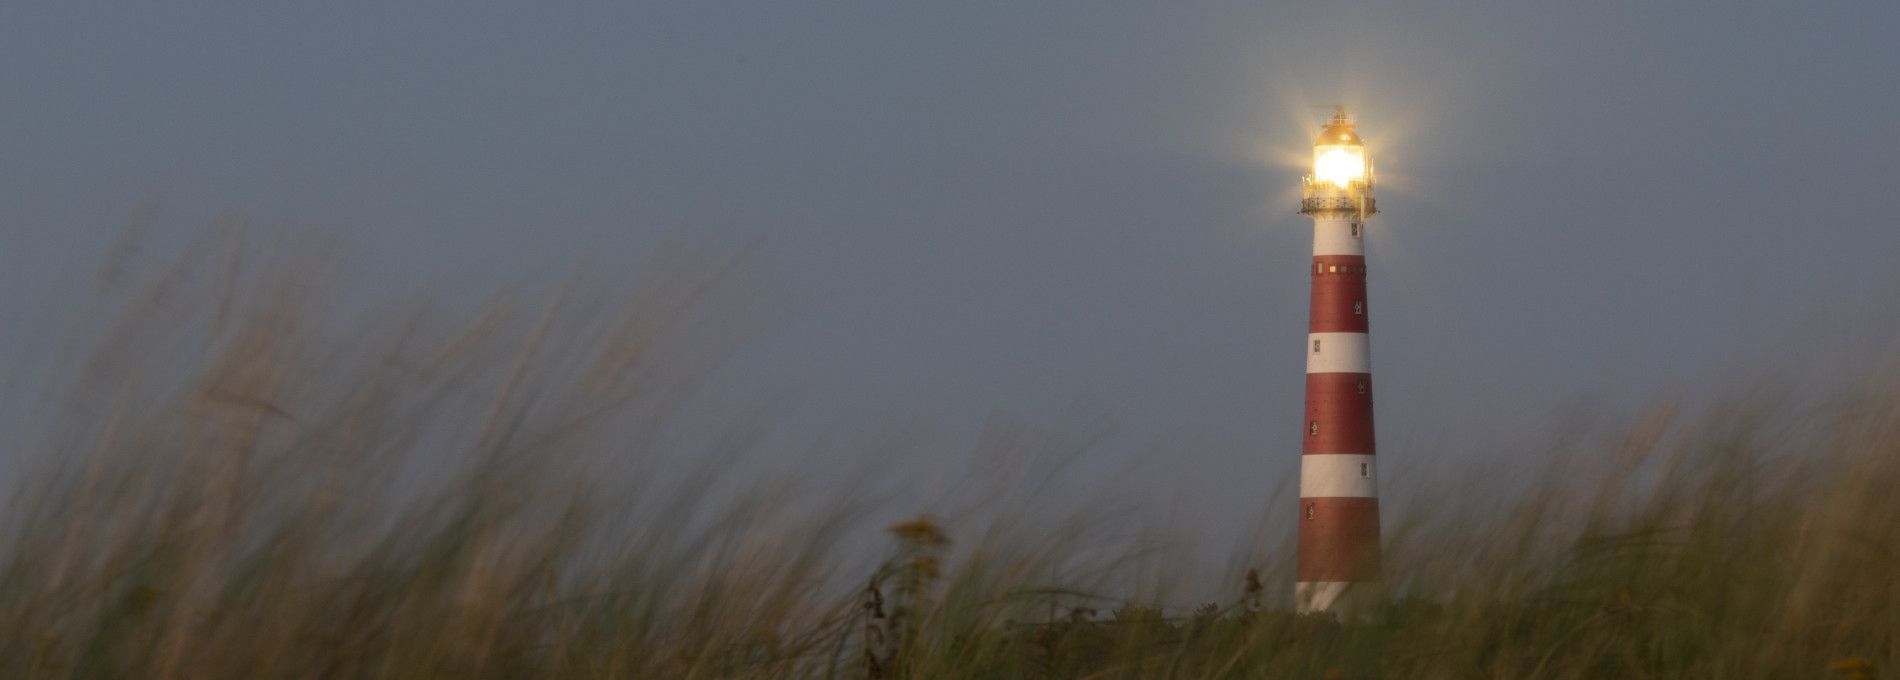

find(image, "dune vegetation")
[1,241,1894,679]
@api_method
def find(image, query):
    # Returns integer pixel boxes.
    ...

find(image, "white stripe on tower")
[1299,454,1376,497]
[1306,332,1371,374]
[1312,216,1364,256]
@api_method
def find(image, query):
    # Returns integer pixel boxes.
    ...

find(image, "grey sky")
[4,3,1899,555]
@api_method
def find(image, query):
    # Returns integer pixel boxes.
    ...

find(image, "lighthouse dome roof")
[1316,118,1362,146]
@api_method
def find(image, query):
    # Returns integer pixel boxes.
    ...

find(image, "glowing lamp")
[1312,116,1369,189]
[1314,144,1366,188]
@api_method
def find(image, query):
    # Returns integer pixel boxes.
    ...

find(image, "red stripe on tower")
[1295,110,1383,617]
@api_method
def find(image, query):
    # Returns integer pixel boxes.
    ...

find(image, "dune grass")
[1,242,1895,678]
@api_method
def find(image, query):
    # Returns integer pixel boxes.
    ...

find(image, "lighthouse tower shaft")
[1295,113,1382,616]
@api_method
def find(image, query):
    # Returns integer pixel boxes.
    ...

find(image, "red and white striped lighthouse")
[1294,110,1382,616]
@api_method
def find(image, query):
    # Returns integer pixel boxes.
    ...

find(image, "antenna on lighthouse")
[1314,104,1358,127]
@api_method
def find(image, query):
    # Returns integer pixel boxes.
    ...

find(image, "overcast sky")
[4,3,1899,558]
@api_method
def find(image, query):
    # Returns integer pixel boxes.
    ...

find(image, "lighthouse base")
[1295,580,1382,620]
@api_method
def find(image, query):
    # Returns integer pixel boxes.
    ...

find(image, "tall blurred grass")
[2,235,1895,678]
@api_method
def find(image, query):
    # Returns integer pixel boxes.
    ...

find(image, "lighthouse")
[1295,110,1383,616]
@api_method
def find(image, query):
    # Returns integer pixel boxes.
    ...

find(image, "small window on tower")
[1357,379,1366,394]
[1313,339,1321,353]
[1309,421,1319,436]
[1305,504,1315,520]
[1354,301,1364,315]
[1360,463,1370,478]
[1351,222,1362,237]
